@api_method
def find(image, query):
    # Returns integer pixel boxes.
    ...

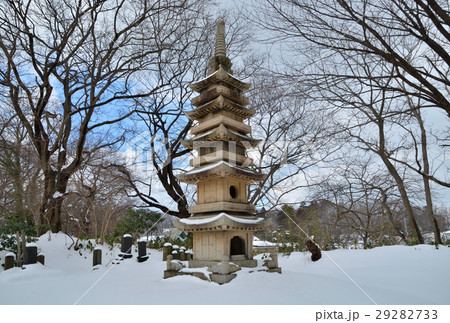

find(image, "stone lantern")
[174,20,268,268]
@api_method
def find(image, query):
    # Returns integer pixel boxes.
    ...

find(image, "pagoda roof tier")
[189,150,253,167]
[191,115,251,135]
[177,161,266,183]
[191,84,250,107]
[174,212,269,232]
[189,65,251,92]
[189,201,255,214]
[186,95,255,120]
[181,124,260,149]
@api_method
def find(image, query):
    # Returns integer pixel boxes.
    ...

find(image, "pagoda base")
[189,258,257,269]
[174,213,269,270]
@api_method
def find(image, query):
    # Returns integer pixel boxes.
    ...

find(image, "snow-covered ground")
[0,232,449,305]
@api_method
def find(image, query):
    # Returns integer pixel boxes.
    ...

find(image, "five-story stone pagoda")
[174,20,268,268]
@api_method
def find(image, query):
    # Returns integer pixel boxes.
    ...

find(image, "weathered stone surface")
[171,250,179,260]
[93,249,102,266]
[25,245,38,265]
[189,258,257,269]
[163,270,208,281]
[263,251,279,269]
[162,243,172,261]
[137,241,149,263]
[4,253,15,270]
[209,273,237,285]
[166,255,185,272]
[266,267,282,274]
[211,256,240,275]
[37,253,45,266]
[179,250,185,261]
[119,234,133,258]
[262,251,282,273]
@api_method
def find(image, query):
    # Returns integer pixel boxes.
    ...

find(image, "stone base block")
[209,273,237,284]
[266,267,282,274]
[189,258,257,269]
[137,255,149,263]
[163,270,208,281]
[118,253,133,259]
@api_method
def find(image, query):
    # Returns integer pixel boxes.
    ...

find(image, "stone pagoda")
[174,20,268,268]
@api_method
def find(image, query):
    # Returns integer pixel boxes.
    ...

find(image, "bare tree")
[247,74,337,210]
[63,150,133,244]
[253,0,450,118]
[0,0,207,232]
[248,0,450,243]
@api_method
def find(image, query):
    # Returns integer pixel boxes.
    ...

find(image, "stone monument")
[174,20,268,268]
[118,234,133,259]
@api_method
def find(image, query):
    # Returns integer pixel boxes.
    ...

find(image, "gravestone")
[93,248,102,266]
[137,241,149,263]
[185,251,192,261]
[179,248,186,261]
[162,243,172,261]
[4,253,15,270]
[37,253,45,265]
[119,234,133,259]
[171,250,179,260]
[25,243,38,265]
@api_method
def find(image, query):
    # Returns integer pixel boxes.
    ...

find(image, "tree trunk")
[16,232,22,267]
[378,120,424,244]
[415,109,442,244]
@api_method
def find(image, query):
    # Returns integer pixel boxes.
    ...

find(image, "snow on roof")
[191,69,218,83]
[182,161,257,176]
[192,129,216,140]
[179,212,264,225]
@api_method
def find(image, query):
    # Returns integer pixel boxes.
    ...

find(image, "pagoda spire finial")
[215,19,226,57]
[208,19,232,74]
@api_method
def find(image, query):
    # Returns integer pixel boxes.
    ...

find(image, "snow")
[183,161,225,175]
[26,242,38,247]
[192,69,218,83]
[52,192,64,199]
[6,252,16,258]
[179,213,264,225]
[253,237,276,247]
[163,242,172,247]
[182,161,257,176]
[0,232,449,305]
[123,234,132,238]
[192,129,216,140]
